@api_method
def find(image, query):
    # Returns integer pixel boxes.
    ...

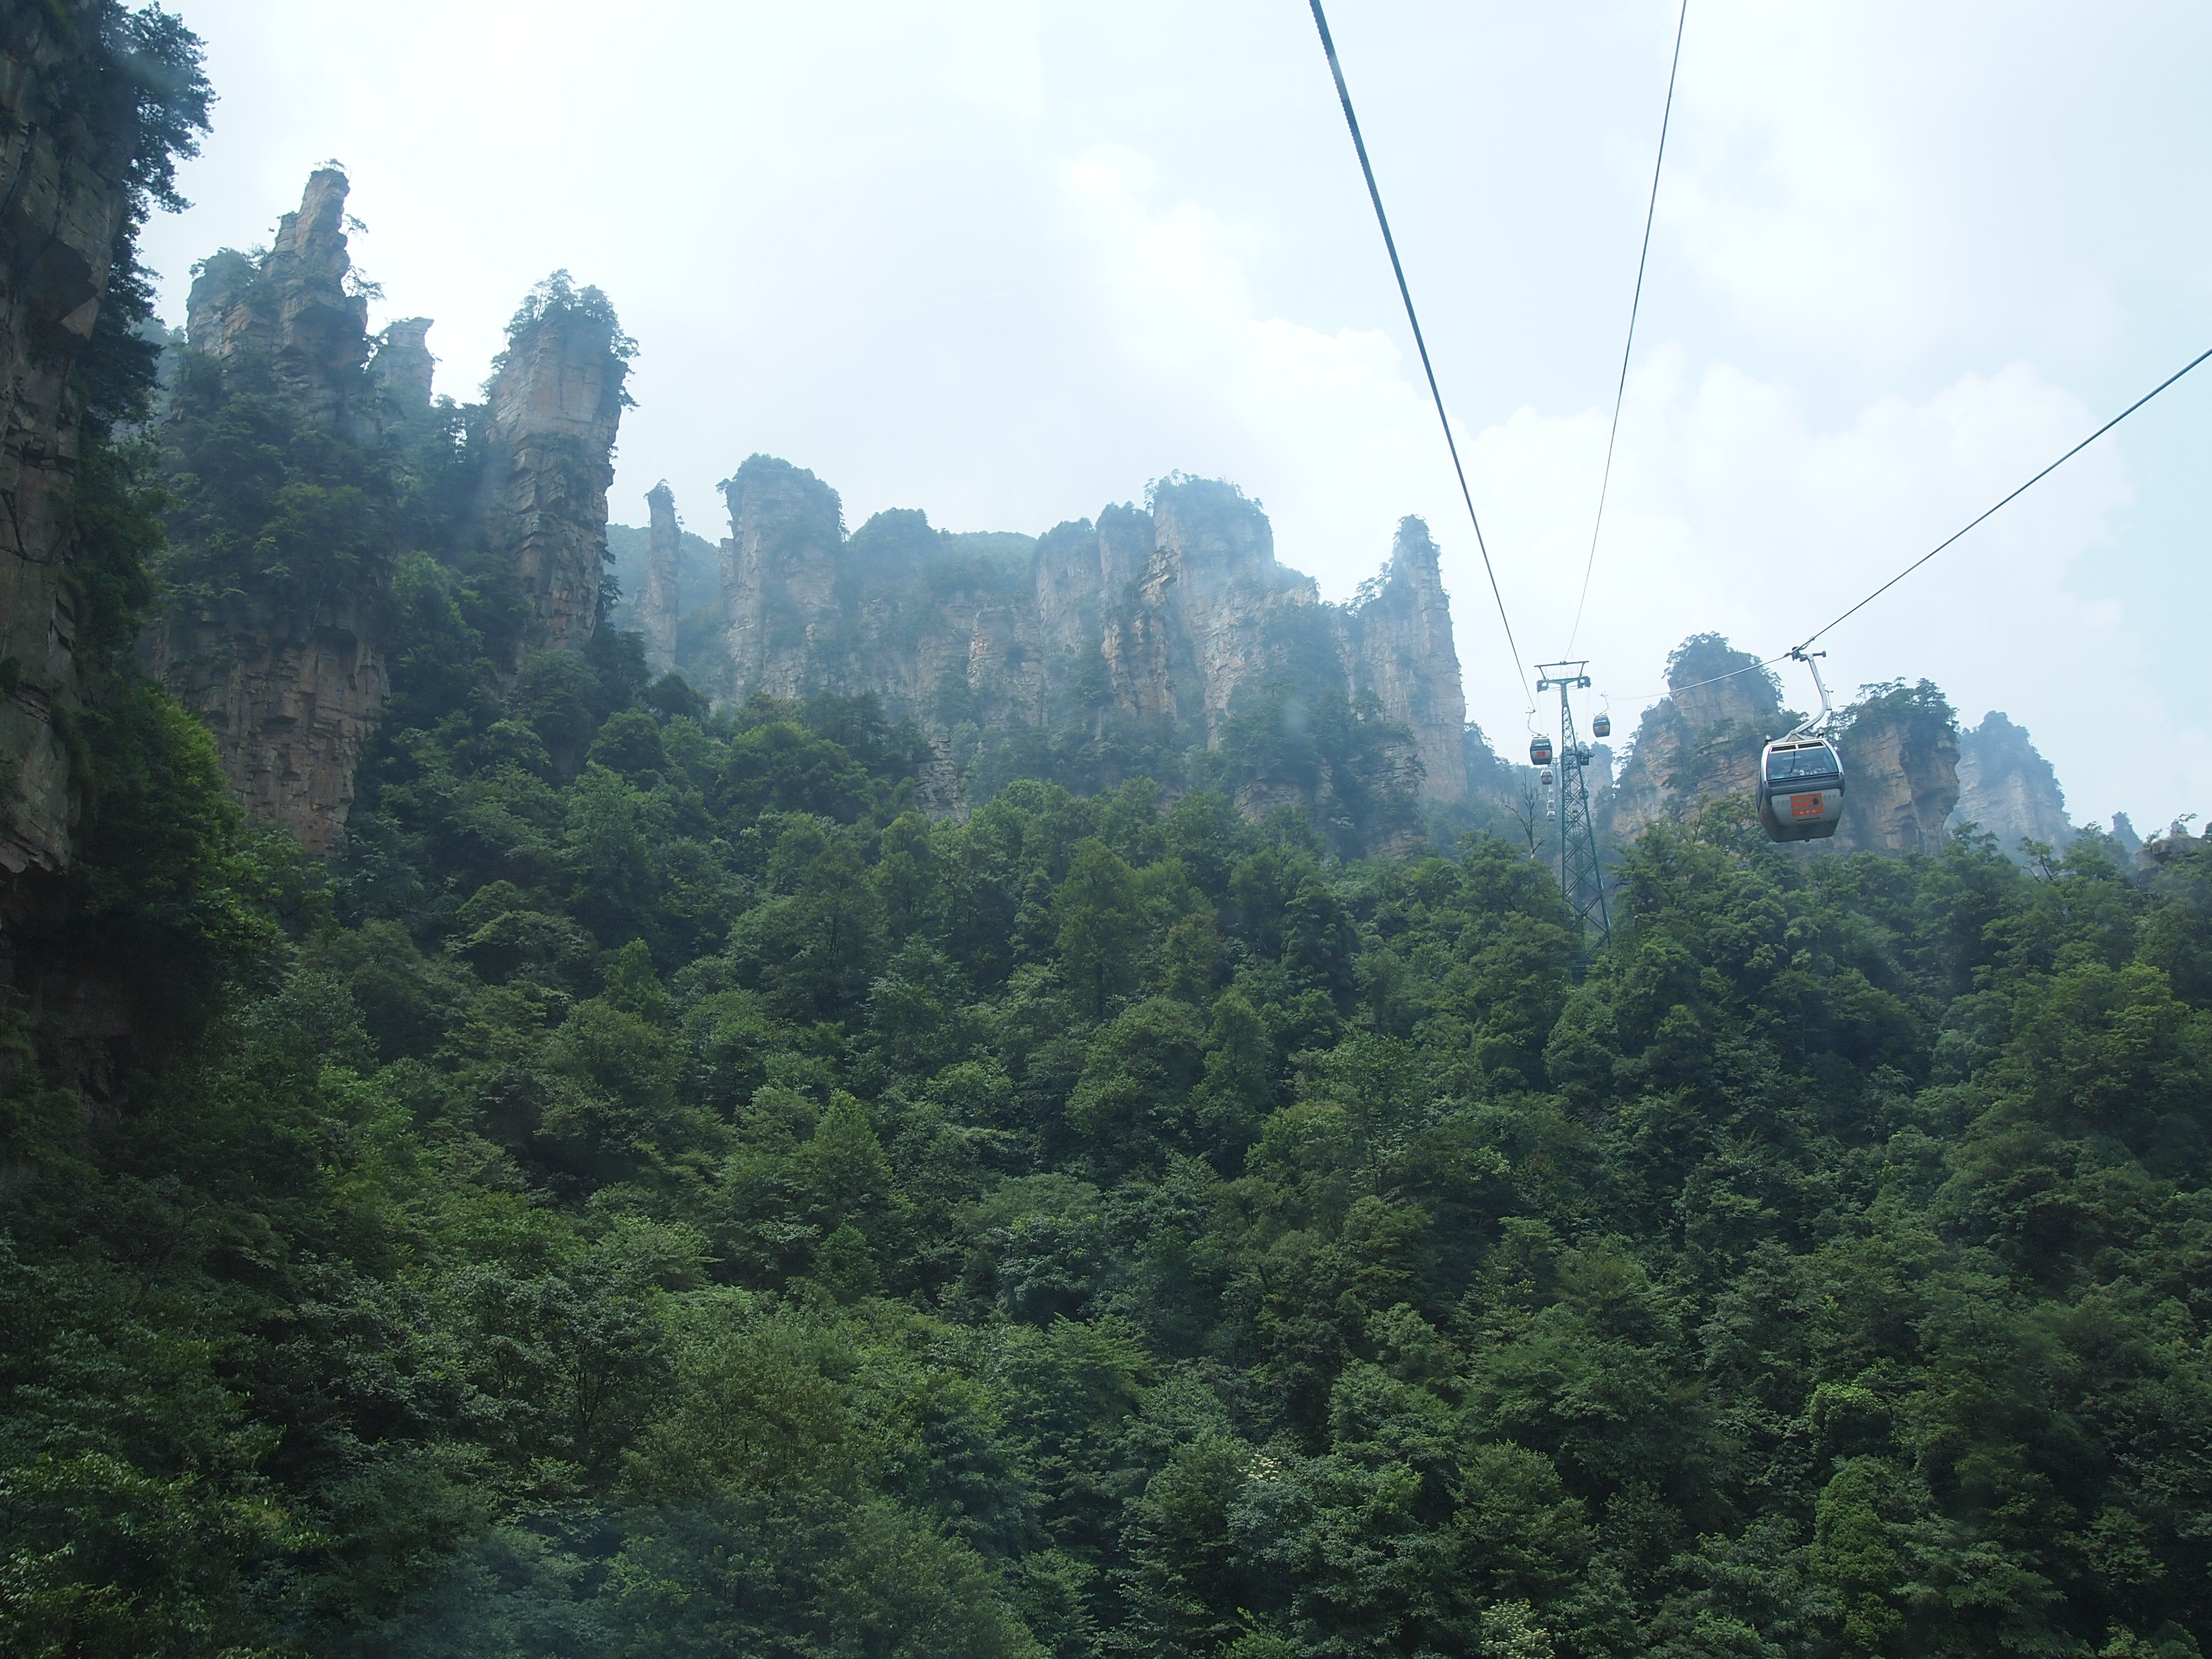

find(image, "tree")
[1054,838,1142,1017]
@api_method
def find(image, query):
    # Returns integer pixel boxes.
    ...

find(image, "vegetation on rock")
[3,12,2207,1659]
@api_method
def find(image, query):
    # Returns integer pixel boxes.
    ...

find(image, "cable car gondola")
[1529,735,1553,767]
[1591,712,1611,738]
[1757,649,1846,843]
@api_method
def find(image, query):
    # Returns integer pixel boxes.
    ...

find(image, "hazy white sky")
[138,1,2212,831]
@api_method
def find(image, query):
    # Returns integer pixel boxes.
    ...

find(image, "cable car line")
[1611,341,2212,709]
[1565,0,1688,659]
[1791,342,2212,653]
[1306,0,1534,713]
[1618,653,1789,710]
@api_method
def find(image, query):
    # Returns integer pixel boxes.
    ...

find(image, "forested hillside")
[9,568,2211,1654]
[5,9,2211,1659]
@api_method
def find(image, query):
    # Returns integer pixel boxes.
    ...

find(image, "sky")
[136,1,2212,833]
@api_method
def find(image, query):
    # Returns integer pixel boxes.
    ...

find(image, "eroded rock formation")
[482,284,629,658]
[153,183,631,853]
[148,170,391,854]
[182,169,367,430]
[1110,480,1323,744]
[1598,638,1962,857]
[1602,640,1787,844]
[1949,710,2074,855]
[0,3,146,881]
[370,316,435,420]
[712,462,1474,806]
[1831,685,1960,855]
[1338,519,1469,803]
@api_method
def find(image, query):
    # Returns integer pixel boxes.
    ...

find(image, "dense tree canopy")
[7,551,2210,1654]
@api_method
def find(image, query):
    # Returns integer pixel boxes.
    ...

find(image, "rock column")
[1339,517,1470,803]
[149,171,391,855]
[483,289,629,658]
[0,2,139,883]
[1949,711,2073,854]
[719,454,845,698]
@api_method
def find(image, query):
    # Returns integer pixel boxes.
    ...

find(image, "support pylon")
[1535,662,1610,942]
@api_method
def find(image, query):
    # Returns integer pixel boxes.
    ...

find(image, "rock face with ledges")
[183,169,367,431]
[1602,641,1786,845]
[715,462,1476,806]
[0,1,143,883]
[151,620,389,853]
[1949,710,2074,855]
[1117,479,1321,745]
[153,176,630,854]
[1831,686,1961,855]
[149,171,393,855]
[482,292,629,658]
[1336,518,1469,803]
[370,317,435,420]
[1596,639,1963,859]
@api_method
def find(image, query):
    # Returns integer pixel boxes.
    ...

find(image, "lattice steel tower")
[1536,662,1610,941]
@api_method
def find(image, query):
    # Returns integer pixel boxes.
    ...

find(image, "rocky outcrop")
[642,481,680,676]
[1602,638,1787,843]
[1337,518,1469,803]
[1831,685,1960,855]
[155,185,631,851]
[1114,479,1321,744]
[370,317,435,420]
[1035,505,1150,657]
[183,169,369,433]
[1948,710,2074,855]
[721,456,877,697]
[150,171,392,855]
[481,283,629,658]
[150,618,388,850]
[0,3,155,882]
[719,456,1051,732]
[715,464,1474,806]
[1597,640,1962,859]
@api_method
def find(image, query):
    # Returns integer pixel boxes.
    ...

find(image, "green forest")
[6,9,2212,1659]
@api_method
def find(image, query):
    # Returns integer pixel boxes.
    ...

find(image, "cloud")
[1465,348,2194,823]
[938,0,1045,120]
[1054,138,2198,822]
[1057,144,1452,582]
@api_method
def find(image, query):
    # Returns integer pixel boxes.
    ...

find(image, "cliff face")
[1831,687,1960,856]
[0,3,142,882]
[641,482,682,676]
[1338,518,1469,803]
[370,316,435,420]
[149,171,391,855]
[482,288,629,658]
[712,463,1474,806]
[1602,642,1785,844]
[1115,480,1321,744]
[154,184,631,853]
[183,169,367,431]
[1598,641,1962,859]
[1949,710,2074,855]
[151,621,388,851]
